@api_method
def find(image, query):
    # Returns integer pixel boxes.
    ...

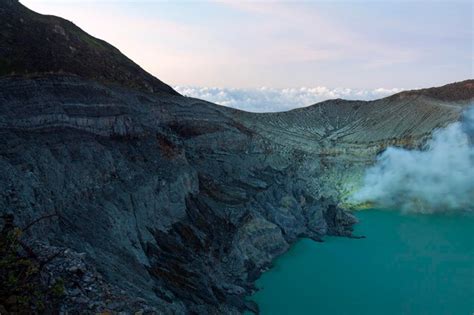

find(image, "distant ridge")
[389,79,474,102]
[0,0,178,95]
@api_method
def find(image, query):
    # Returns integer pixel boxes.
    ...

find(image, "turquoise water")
[250,209,474,315]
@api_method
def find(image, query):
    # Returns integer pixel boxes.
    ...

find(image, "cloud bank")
[174,86,403,112]
[351,106,474,213]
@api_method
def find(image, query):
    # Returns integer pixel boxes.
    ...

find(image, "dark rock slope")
[0,0,177,95]
[1,1,473,314]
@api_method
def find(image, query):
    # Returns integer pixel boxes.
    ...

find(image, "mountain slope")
[0,0,178,95]
[390,79,474,102]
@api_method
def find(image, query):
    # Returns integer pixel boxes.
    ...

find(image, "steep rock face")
[0,74,472,313]
[0,75,359,313]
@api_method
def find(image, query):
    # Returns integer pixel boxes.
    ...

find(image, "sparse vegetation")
[0,213,63,313]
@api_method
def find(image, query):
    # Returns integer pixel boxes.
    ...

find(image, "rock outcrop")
[0,1,473,314]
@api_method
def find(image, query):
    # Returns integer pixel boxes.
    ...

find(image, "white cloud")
[174,86,404,112]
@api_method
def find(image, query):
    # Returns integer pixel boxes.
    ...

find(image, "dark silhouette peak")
[0,1,178,95]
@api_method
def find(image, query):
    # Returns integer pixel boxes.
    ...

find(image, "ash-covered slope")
[246,80,472,146]
[0,2,473,314]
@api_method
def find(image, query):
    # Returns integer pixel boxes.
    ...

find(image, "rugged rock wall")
[0,74,352,313]
[1,74,471,313]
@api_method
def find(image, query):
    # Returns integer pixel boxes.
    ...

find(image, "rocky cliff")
[1,1,473,314]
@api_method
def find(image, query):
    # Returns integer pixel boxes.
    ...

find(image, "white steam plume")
[351,106,474,213]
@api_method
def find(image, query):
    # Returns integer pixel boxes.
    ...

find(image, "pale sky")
[20,0,473,108]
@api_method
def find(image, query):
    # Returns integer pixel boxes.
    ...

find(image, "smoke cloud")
[351,106,474,213]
